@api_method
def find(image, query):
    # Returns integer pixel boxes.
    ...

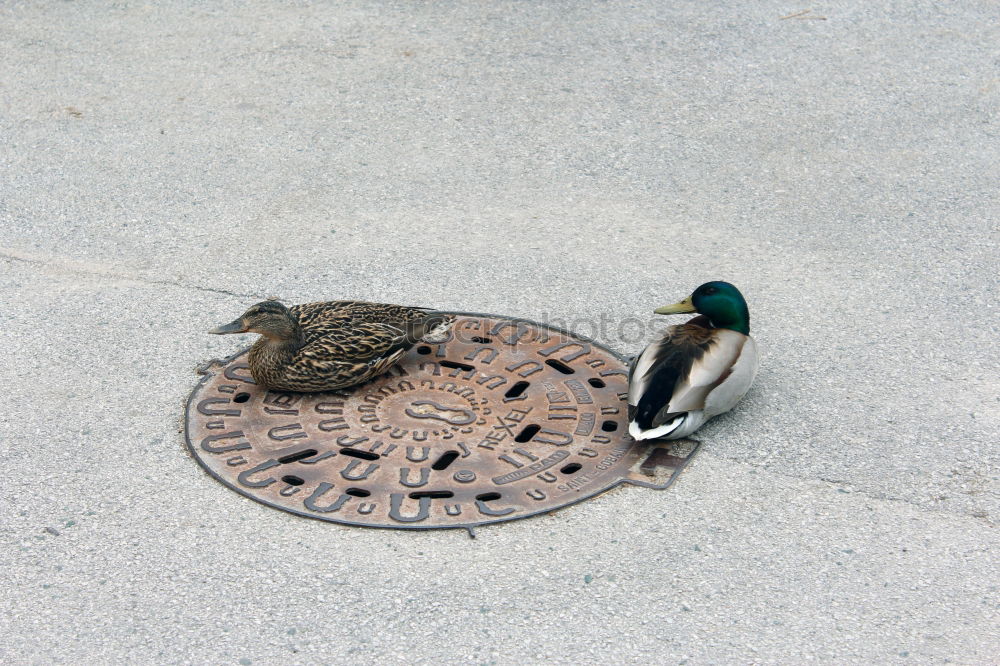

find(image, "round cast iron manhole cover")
[185,313,699,530]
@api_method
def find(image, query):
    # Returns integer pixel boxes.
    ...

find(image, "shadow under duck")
[209,300,454,392]
[628,281,759,441]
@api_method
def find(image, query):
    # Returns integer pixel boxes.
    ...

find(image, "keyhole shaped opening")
[545,359,575,374]
[432,451,460,471]
[514,424,541,443]
[340,448,379,461]
[504,381,530,399]
[408,490,454,499]
[440,360,475,372]
[278,449,318,464]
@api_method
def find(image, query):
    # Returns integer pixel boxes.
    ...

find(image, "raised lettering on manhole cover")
[185,313,698,529]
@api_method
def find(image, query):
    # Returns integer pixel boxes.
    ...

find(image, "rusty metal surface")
[185,312,699,529]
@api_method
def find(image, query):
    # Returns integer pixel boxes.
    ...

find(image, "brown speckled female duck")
[209,300,453,392]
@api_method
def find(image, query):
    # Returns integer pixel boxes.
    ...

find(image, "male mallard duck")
[209,300,454,392]
[627,281,758,441]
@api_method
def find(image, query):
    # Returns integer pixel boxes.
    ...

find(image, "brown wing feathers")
[250,301,451,391]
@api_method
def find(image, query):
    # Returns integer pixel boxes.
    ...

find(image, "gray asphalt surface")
[2,1,998,663]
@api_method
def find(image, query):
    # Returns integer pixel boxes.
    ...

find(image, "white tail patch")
[628,415,684,441]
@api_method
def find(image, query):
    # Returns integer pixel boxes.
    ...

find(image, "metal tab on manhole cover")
[185,313,699,530]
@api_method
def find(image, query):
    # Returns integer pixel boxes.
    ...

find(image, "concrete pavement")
[1,1,997,663]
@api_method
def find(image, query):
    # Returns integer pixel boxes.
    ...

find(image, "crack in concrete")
[0,246,268,301]
[702,453,996,527]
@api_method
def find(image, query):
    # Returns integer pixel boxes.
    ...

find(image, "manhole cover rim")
[184,310,689,530]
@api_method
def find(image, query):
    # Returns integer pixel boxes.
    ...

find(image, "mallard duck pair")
[209,281,757,441]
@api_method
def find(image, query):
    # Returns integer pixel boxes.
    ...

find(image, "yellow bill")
[654,297,696,315]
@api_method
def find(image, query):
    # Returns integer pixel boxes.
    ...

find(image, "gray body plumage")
[627,318,758,441]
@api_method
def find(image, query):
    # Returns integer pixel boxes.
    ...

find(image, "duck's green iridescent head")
[654,281,751,334]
